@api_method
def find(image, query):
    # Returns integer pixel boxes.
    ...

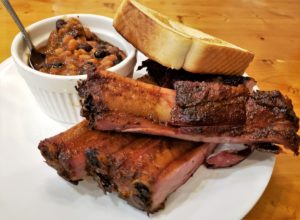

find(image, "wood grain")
[0,0,299,219]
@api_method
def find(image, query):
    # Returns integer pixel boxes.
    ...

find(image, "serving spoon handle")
[1,0,35,51]
[1,0,46,69]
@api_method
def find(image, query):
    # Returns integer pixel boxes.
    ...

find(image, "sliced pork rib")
[77,70,299,154]
[38,120,90,184]
[205,142,283,168]
[38,120,217,213]
[38,120,136,184]
[138,59,256,90]
[86,137,216,213]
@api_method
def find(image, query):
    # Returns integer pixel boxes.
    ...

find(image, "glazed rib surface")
[77,70,299,154]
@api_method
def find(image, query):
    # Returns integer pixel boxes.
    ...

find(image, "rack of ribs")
[77,70,299,155]
[38,120,217,213]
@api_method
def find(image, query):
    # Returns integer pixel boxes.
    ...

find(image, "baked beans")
[34,17,126,75]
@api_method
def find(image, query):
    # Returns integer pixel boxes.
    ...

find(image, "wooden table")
[1,0,299,219]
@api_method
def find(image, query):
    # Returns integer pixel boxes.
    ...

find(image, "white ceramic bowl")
[11,14,137,124]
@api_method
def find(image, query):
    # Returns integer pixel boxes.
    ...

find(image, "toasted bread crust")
[114,0,254,75]
[113,0,191,69]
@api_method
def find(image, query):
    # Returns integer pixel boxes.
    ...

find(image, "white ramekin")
[11,14,137,124]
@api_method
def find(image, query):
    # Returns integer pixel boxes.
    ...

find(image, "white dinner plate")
[0,57,275,220]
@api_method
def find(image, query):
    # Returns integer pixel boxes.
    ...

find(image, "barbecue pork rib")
[77,70,300,154]
[138,59,257,90]
[86,134,216,213]
[38,120,217,213]
[38,120,137,184]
